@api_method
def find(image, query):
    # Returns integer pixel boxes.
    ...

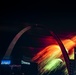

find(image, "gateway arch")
[3,25,70,74]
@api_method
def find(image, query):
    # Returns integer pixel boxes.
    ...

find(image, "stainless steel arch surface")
[3,25,70,74]
[3,26,31,59]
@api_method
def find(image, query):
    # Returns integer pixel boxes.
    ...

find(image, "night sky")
[0,3,76,60]
[1,4,76,31]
